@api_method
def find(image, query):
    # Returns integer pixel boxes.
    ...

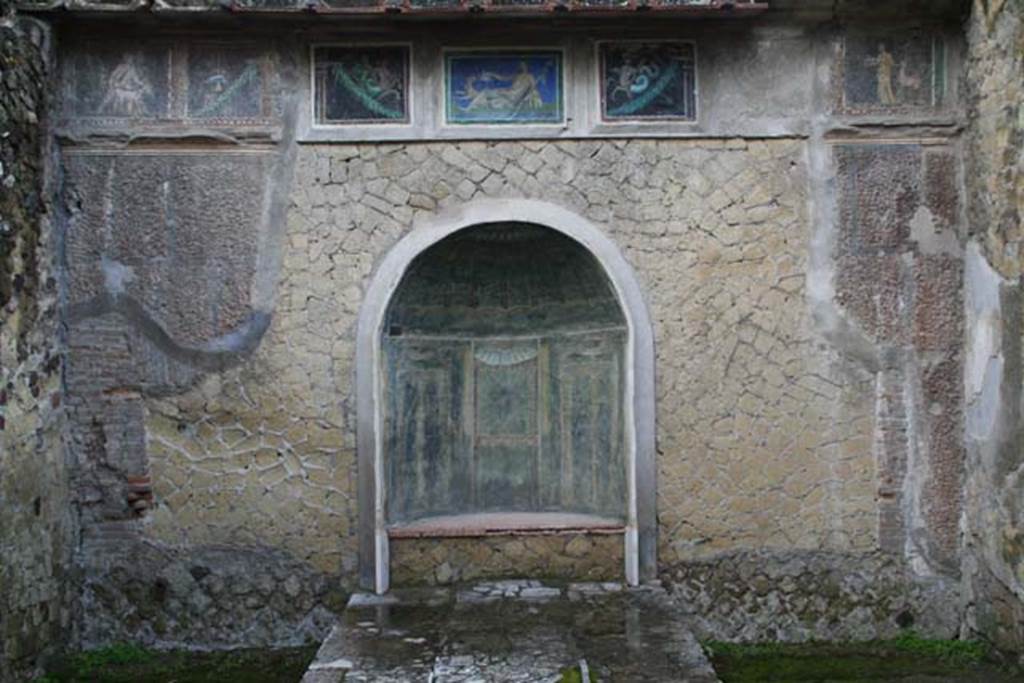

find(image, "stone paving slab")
[302,580,720,682]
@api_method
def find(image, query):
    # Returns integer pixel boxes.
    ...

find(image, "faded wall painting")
[63,44,171,120]
[313,45,410,124]
[842,34,944,111]
[445,51,564,124]
[600,42,696,121]
[59,41,282,127]
[382,224,626,525]
[187,46,266,120]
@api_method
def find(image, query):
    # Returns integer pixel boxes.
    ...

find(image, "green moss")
[558,664,597,683]
[42,645,317,683]
[890,630,989,664]
[75,643,154,676]
[705,634,1017,683]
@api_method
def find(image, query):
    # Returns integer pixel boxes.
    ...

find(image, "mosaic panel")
[475,342,538,437]
[384,333,625,522]
[313,45,410,125]
[544,333,625,515]
[63,44,171,120]
[384,340,470,523]
[187,46,266,120]
[600,42,696,121]
[842,34,944,112]
[445,51,564,125]
[382,226,626,525]
[475,343,539,511]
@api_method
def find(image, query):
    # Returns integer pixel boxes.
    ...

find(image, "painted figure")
[602,43,694,120]
[608,54,660,101]
[330,55,405,120]
[364,57,404,103]
[200,73,228,112]
[100,53,152,116]
[898,60,922,92]
[874,43,897,105]
[459,61,545,114]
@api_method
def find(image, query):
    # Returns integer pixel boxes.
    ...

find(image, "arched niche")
[356,199,655,594]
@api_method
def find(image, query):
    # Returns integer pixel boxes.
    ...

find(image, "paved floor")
[302,580,719,682]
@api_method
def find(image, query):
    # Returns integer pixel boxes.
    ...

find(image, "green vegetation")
[706,632,1017,682]
[73,643,155,675]
[558,664,597,683]
[889,630,989,664]
[40,644,317,683]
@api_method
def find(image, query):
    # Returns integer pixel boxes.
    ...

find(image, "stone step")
[303,580,720,682]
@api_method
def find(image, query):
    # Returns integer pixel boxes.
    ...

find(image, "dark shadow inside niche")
[382,222,628,530]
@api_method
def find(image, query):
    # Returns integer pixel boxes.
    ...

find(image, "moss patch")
[41,644,317,683]
[706,634,1020,682]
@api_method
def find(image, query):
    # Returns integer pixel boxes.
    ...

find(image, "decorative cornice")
[19,0,770,17]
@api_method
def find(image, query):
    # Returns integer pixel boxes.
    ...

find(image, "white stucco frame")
[355,199,656,594]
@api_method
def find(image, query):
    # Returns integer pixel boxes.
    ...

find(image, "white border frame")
[308,41,415,130]
[593,39,699,126]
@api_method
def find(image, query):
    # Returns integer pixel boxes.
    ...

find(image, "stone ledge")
[387,511,625,538]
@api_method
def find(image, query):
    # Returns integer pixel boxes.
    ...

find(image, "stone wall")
[390,534,624,587]
[961,0,1024,660]
[0,6,75,680]
[668,549,958,643]
[84,135,894,644]
[43,9,977,649]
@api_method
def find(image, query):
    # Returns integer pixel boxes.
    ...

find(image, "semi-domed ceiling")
[385,222,626,337]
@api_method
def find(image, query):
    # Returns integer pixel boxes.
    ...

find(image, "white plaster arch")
[356,198,656,594]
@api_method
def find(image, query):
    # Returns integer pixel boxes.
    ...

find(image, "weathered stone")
[836,144,922,252]
[0,15,75,683]
[666,549,960,643]
[306,584,717,682]
[913,255,964,351]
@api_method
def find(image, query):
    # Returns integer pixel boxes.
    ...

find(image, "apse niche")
[383,222,628,534]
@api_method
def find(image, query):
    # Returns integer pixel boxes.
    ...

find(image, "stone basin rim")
[387,511,626,538]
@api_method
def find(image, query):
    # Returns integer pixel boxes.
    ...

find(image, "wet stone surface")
[303,580,717,682]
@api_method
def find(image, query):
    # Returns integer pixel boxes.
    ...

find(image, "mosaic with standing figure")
[842,34,944,111]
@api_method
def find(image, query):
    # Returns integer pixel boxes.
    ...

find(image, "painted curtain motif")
[445,51,563,125]
[313,46,410,124]
[187,47,265,120]
[843,35,943,111]
[600,42,696,121]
